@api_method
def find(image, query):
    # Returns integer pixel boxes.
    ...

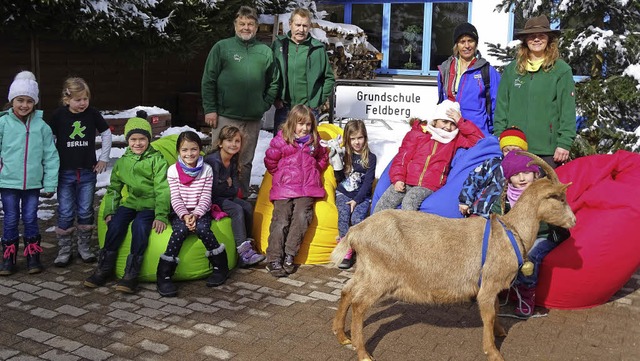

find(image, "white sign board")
[334,83,439,121]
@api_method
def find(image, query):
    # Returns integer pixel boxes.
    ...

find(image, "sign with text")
[334,83,439,121]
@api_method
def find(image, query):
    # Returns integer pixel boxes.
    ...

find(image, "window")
[316,1,471,75]
[352,4,383,52]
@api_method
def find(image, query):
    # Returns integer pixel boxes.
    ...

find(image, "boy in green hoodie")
[84,110,170,293]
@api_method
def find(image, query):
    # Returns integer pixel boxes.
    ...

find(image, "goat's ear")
[560,182,571,192]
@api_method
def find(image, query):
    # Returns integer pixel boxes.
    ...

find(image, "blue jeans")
[103,206,155,256]
[57,169,97,229]
[516,238,559,288]
[336,192,370,238]
[0,188,40,240]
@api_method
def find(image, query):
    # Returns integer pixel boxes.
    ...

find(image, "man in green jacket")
[271,7,336,134]
[201,6,279,197]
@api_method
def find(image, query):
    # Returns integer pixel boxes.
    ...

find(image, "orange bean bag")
[536,150,640,309]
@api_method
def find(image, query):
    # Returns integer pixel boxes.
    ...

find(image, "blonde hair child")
[263,105,329,277]
[48,77,112,267]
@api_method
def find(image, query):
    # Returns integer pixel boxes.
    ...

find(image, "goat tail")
[330,233,352,266]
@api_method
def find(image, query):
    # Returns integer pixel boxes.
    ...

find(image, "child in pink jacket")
[263,105,328,277]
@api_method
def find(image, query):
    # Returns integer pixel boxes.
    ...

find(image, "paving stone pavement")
[0,235,638,361]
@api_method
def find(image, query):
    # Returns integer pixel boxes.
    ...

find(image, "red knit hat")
[499,127,528,151]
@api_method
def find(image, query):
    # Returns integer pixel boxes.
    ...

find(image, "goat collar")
[478,219,525,287]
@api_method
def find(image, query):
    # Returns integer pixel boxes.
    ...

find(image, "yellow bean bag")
[97,134,237,282]
[252,123,342,264]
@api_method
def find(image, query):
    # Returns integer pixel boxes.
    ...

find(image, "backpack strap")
[481,64,491,121]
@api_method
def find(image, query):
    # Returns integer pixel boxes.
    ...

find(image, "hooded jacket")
[103,146,170,224]
[389,118,484,192]
[437,56,501,137]
[264,130,329,201]
[493,59,576,156]
[201,35,279,120]
[272,33,335,108]
[0,109,59,192]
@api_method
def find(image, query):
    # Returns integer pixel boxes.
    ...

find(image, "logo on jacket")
[69,121,86,139]
[514,79,523,88]
[233,54,243,62]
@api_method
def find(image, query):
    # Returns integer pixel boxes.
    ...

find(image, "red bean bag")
[536,150,640,309]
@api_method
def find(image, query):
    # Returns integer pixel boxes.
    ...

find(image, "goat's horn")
[516,151,559,183]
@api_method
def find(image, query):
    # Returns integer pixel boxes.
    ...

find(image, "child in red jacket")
[263,105,328,277]
[373,100,484,213]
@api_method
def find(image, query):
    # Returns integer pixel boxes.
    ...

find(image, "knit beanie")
[502,150,540,180]
[453,22,479,44]
[499,127,528,151]
[429,99,460,123]
[8,71,39,104]
[124,110,152,142]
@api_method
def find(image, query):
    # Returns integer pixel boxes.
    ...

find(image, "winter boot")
[76,225,97,263]
[338,248,355,270]
[266,261,287,278]
[156,255,179,297]
[206,245,229,287]
[54,227,75,267]
[283,254,296,274]
[514,284,536,318]
[23,235,43,274]
[0,239,19,276]
[84,249,118,288]
[116,254,144,294]
[236,239,265,267]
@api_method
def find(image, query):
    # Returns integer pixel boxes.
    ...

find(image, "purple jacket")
[264,131,329,201]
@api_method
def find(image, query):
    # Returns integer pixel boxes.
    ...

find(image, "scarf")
[424,123,458,144]
[526,58,544,72]
[295,134,311,148]
[176,156,203,185]
[507,183,525,207]
[446,56,477,100]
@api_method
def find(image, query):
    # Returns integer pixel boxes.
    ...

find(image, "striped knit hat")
[124,110,152,142]
[499,127,528,151]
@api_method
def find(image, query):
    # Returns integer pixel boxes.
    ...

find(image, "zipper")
[22,116,32,190]
[418,142,438,185]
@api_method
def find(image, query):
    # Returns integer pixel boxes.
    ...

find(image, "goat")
[331,151,576,361]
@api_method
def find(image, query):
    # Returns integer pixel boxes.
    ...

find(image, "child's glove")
[320,135,344,171]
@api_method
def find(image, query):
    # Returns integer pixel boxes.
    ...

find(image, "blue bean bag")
[371,136,502,217]
[97,134,237,282]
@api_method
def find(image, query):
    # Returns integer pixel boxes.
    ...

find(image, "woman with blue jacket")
[437,22,501,137]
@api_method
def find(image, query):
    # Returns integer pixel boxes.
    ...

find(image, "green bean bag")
[97,134,237,282]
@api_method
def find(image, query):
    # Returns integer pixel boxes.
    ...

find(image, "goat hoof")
[339,338,352,346]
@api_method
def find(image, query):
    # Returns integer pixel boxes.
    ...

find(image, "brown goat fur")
[331,152,576,361]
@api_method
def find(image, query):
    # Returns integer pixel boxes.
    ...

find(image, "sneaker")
[266,261,287,278]
[237,240,265,267]
[283,254,295,274]
[338,248,355,269]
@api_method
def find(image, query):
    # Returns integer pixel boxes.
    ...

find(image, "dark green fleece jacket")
[272,33,335,108]
[201,36,279,120]
[493,59,576,156]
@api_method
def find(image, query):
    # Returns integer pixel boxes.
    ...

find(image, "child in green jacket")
[84,111,170,294]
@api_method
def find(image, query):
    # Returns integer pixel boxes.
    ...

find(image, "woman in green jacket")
[493,15,576,168]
